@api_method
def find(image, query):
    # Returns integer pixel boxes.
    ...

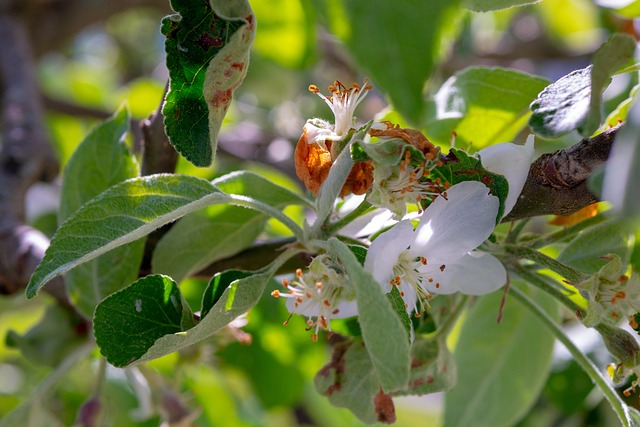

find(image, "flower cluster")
[271,254,357,341]
[279,79,535,337]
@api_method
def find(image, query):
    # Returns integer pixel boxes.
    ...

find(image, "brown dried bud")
[294,129,373,197]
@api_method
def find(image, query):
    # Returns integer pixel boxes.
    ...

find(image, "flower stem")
[504,244,589,284]
[509,286,636,427]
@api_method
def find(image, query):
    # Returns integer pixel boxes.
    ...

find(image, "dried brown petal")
[295,130,373,197]
[370,121,438,160]
[295,131,332,196]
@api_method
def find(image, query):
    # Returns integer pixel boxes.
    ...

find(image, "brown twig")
[505,124,620,221]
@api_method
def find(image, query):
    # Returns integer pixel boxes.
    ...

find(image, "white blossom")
[364,181,507,312]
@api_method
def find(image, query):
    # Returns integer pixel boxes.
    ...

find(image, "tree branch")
[0,13,68,305]
[504,125,619,221]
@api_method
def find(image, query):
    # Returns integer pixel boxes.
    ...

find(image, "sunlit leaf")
[425,67,549,149]
[251,0,315,67]
[323,0,465,124]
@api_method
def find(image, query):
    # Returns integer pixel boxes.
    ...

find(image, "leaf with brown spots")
[315,339,397,424]
[162,0,255,167]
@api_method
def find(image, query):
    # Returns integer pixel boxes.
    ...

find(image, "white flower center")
[389,250,444,315]
[272,267,349,341]
[378,151,443,211]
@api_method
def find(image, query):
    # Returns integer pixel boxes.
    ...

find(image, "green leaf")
[152,171,309,281]
[465,0,541,12]
[444,283,559,427]
[250,0,315,68]
[431,148,509,222]
[530,33,636,138]
[326,0,464,124]
[201,269,254,319]
[315,340,396,424]
[387,286,412,343]
[27,175,227,298]
[161,0,255,167]
[122,253,291,365]
[529,66,591,138]
[558,219,633,274]
[394,336,456,396]
[581,33,637,136]
[425,67,549,148]
[59,105,144,318]
[328,238,410,392]
[94,275,193,367]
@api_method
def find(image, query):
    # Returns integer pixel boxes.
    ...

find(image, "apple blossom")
[271,254,357,341]
[364,181,507,312]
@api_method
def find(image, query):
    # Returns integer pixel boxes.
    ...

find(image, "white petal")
[422,251,506,295]
[333,299,359,318]
[338,208,395,238]
[411,181,499,260]
[478,136,534,217]
[364,220,414,285]
[397,282,419,314]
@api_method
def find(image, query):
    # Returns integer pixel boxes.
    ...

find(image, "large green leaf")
[27,175,230,298]
[465,0,541,12]
[93,275,193,367]
[59,105,143,318]
[324,0,464,124]
[558,219,633,274]
[444,283,559,427]
[328,238,410,392]
[152,171,309,282]
[425,67,549,148]
[162,0,255,166]
[315,340,397,424]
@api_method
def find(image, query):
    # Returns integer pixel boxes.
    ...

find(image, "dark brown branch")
[140,82,176,176]
[504,124,620,221]
[0,14,68,305]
